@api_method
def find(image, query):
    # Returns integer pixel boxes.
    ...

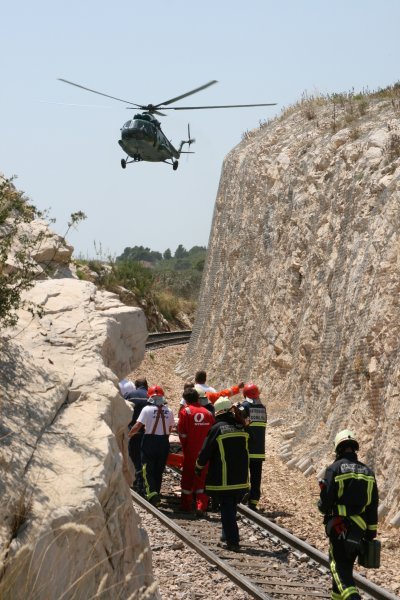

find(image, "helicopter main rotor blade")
[58,78,143,108]
[160,102,277,110]
[154,80,218,108]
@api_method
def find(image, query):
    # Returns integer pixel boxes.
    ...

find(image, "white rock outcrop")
[0,276,156,598]
[179,94,400,522]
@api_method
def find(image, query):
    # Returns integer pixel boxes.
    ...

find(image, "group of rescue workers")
[119,371,379,600]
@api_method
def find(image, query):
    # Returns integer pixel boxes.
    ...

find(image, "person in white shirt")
[129,385,174,506]
[194,370,216,394]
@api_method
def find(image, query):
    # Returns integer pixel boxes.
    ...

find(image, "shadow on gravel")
[240,546,290,560]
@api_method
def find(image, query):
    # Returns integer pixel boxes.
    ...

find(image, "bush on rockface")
[0,177,44,329]
[0,176,86,332]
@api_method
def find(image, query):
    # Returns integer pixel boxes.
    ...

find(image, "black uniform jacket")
[239,399,267,459]
[197,412,249,493]
[318,451,378,535]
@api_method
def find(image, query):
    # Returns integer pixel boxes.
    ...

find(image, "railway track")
[132,468,398,600]
[146,330,192,349]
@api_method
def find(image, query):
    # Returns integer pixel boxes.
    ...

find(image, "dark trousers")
[141,435,170,502]
[249,459,263,504]
[329,537,361,600]
[128,432,144,495]
[217,491,245,545]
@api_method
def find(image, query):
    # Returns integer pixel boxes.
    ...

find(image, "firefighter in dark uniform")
[318,429,379,600]
[125,378,149,495]
[237,382,267,510]
[195,397,249,552]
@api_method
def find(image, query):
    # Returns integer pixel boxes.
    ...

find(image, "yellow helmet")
[334,429,359,453]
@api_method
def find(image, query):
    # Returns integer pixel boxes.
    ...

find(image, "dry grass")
[0,506,156,600]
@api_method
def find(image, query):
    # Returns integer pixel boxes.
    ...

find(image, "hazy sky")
[1,1,399,258]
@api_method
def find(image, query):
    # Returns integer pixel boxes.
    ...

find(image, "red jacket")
[178,402,215,457]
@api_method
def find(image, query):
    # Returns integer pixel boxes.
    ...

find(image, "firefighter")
[194,381,244,415]
[237,382,267,511]
[125,378,149,495]
[195,397,249,552]
[128,386,174,506]
[178,387,215,514]
[318,429,379,600]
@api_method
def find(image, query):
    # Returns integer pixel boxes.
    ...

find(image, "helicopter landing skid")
[121,155,142,169]
[162,159,179,170]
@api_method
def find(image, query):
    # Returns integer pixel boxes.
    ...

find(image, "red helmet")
[148,385,165,397]
[242,382,259,399]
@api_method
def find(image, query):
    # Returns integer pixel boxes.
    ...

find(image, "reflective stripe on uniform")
[207,483,250,491]
[249,453,265,459]
[342,586,359,599]
[249,422,267,427]
[350,514,366,530]
[329,544,345,594]
[337,504,347,516]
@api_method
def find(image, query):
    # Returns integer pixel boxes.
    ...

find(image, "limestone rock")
[0,277,156,598]
[179,96,400,522]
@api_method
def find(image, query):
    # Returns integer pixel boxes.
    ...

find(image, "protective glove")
[194,463,203,477]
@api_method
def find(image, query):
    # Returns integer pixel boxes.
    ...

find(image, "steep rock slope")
[179,94,400,522]
[0,232,157,597]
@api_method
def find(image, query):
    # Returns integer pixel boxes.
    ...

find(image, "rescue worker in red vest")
[128,386,174,506]
[178,387,215,514]
[237,382,267,511]
[195,397,249,552]
[318,430,379,600]
[194,381,244,415]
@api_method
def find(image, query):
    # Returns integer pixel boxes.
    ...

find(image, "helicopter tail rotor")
[178,123,196,155]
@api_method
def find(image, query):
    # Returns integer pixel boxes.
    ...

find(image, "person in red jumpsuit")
[178,387,215,514]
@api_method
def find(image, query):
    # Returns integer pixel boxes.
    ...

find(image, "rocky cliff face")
[0,225,157,597]
[179,93,400,522]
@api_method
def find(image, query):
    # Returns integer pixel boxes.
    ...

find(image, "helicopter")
[58,79,276,170]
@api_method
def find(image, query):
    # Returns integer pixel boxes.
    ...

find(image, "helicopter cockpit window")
[122,120,133,129]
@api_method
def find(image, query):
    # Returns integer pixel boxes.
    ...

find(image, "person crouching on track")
[195,397,249,552]
[178,387,215,515]
[237,382,267,511]
[128,385,174,507]
[318,429,379,600]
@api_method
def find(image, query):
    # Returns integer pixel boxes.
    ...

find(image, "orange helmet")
[242,382,259,399]
[148,385,165,397]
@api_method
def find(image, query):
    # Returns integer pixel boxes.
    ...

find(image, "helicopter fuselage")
[118,113,179,162]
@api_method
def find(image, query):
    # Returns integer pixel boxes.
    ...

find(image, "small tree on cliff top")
[0,176,86,331]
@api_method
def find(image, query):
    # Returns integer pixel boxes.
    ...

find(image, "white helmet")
[214,397,232,416]
[334,429,359,453]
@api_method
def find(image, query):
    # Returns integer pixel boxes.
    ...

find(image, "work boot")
[148,494,161,507]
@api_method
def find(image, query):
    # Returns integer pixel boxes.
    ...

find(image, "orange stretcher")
[167,434,184,469]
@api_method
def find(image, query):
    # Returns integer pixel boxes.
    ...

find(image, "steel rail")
[131,489,273,600]
[238,505,398,600]
[146,330,192,349]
